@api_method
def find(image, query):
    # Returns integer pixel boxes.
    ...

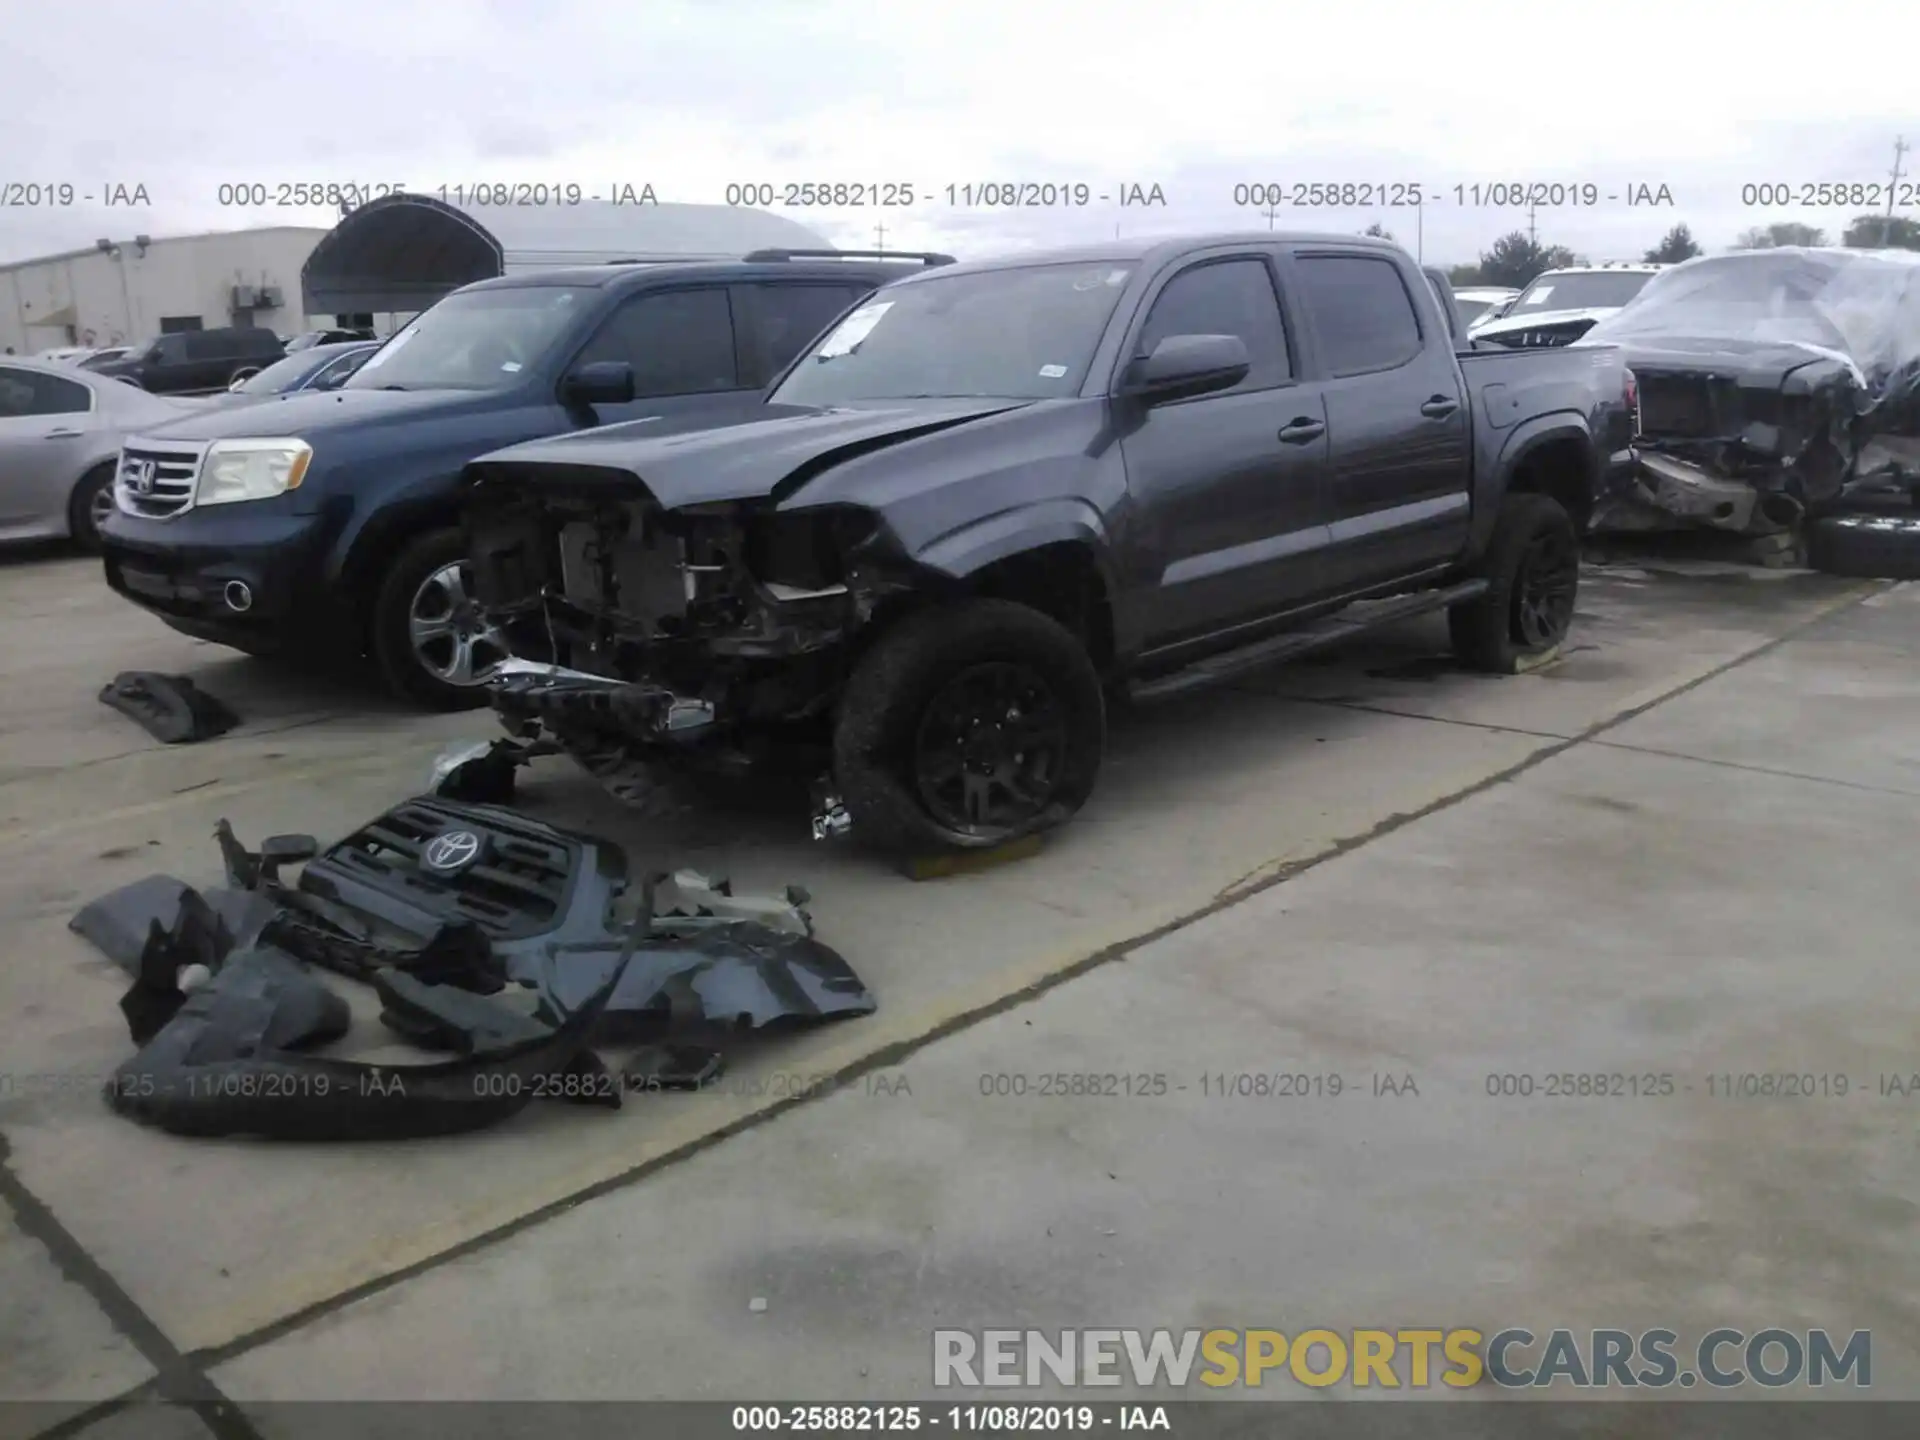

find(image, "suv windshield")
[343,286,589,392]
[769,263,1133,406]
[1509,271,1656,313]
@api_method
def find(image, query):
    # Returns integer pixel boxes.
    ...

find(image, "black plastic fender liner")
[526,920,877,1036]
[69,875,278,976]
[106,939,635,1141]
[97,672,239,745]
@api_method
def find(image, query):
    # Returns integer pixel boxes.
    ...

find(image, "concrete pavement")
[0,544,1906,1435]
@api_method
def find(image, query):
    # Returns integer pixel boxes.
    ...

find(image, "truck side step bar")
[1127,579,1489,704]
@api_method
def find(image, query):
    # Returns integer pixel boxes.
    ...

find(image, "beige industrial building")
[0,226,337,355]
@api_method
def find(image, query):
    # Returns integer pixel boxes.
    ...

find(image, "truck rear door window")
[1139,259,1291,388]
[1296,256,1423,377]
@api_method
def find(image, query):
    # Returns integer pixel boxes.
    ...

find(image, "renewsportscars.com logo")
[932,1328,1871,1390]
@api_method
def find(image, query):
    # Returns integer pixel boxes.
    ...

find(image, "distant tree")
[1476,232,1555,289]
[1361,221,1396,243]
[1540,245,1582,270]
[1446,262,1484,286]
[1841,213,1920,250]
[1644,223,1702,263]
[1733,222,1829,249]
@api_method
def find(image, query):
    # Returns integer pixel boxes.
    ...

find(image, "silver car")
[0,357,201,551]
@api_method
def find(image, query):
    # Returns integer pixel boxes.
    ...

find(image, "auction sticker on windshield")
[1520,286,1554,306]
[817,301,892,358]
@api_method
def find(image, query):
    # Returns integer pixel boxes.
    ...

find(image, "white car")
[1471,263,1666,348]
[0,357,200,550]
[34,346,96,366]
[1453,287,1519,331]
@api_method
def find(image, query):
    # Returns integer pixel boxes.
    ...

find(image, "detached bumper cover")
[70,796,876,1140]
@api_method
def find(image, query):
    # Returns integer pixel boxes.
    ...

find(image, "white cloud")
[1,0,1912,264]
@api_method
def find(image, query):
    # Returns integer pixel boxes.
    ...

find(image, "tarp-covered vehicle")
[1583,248,1920,567]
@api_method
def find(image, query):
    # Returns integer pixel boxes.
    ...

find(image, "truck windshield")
[769,263,1133,405]
[342,287,588,392]
[1510,271,1655,313]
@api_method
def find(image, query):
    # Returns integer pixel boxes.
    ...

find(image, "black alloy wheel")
[1511,525,1579,649]
[911,661,1069,834]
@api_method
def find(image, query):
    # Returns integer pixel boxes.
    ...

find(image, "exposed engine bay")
[464,475,914,793]
[1584,248,1920,537]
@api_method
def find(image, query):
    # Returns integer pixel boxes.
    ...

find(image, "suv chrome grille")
[116,445,203,518]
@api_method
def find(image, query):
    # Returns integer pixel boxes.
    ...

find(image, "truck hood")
[468,398,1030,509]
[131,386,500,443]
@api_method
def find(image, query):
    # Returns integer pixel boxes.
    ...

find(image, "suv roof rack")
[742,248,956,267]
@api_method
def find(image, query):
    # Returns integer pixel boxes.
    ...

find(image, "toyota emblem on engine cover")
[421,828,484,875]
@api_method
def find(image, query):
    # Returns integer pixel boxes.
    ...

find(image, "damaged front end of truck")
[1583,248,1920,537]
[462,460,923,800]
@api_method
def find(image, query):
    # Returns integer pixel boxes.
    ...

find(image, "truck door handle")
[1419,396,1459,419]
[1277,418,1325,444]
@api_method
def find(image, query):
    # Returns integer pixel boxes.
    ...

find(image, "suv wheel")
[833,599,1106,855]
[371,527,512,710]
[67,461,118,553]
[1450,492,1580,672]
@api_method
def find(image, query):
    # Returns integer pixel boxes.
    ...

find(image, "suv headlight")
[198,438,313,506]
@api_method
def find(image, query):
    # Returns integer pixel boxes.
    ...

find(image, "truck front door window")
[1296,256,1423,377]
[1138,259,1292,389]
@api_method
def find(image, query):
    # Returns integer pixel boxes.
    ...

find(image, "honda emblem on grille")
[127,460,157,497]
[421,828,485,875]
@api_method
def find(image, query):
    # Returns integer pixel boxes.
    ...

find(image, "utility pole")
[1888,137,1909,222]
[1261,203,1278,232]
[872,220,887,253]
[1416,200,1424,262]
[1526,201,1538,246]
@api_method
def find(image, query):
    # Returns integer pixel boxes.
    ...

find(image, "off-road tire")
[1806,512,1920,581]
[1449,492,1580,673]
[67,461,118,553]
[370,527,495,711]
[833,599,1106,856]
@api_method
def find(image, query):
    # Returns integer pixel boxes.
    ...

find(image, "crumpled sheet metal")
[1586,248,1920,532]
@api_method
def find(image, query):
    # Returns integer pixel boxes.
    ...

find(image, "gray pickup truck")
[461,232,1636,854]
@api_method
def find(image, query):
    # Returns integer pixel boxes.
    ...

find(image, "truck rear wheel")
[1450,492,1580,673]
[833,599,1106,855]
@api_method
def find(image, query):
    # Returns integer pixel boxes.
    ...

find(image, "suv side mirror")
[1120,334,1250,404]
[562,361,636,406]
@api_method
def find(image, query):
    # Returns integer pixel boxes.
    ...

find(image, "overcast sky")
[3,0,1912,268]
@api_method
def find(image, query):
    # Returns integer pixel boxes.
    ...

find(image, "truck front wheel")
[1449,492,1580,673]
[833,599,1106,855]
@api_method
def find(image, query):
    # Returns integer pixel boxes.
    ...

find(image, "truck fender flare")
[912,500,1116,591]
[1474,413,1598,552]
